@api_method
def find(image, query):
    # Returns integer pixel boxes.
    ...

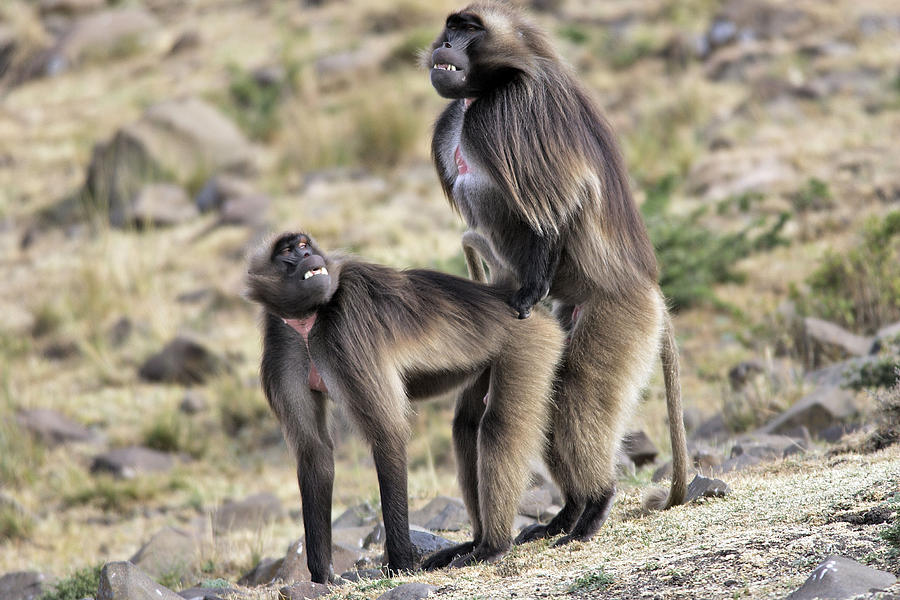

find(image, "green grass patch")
[790,177,833,212]
[792,210,900,333]
[643,175,790,311]
[357,578,399,593]
[40,564,102,600]
[0,503,33,541]
[568,568,614,594]
[225,63,295,141]
[142,410,207,458]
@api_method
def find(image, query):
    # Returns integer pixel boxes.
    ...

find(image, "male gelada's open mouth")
[433,63,460,72]
[303,267,328,280]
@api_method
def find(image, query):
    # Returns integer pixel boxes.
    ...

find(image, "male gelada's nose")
[301,248,311,257]
[443,41,452,48]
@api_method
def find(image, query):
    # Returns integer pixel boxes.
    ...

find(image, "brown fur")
[425,3,689,558]
[246,232,564,579]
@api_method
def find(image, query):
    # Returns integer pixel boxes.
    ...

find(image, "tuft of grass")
[217,377,271,437]
[882,496,900,557]
[558,25,590,45]
[643,175,790,311]
[0,372,44,487]
[62,473,187,513]
[142,410,208,458]
[568,568,614,594]
[40,564,102,600]
[0,503,33,541]
[792,211,900,334]
[386,28,434,69]
[357,578,399,593]
[225,63,294,141]
[790,178,833,212]
[351,94,420,170]
[847,358,900,391]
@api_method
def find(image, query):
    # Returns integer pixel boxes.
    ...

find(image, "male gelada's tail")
[643,313,689,510]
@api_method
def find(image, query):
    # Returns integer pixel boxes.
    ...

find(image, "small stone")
[409,496,467,531]
[517,487,554,521]
[107,317,132,347]
[194,175,256,213]
[179,391,207,415]
[691,413,731,443]
[276,539,361,585]
[168,31,200,55]
[802,317,874,359]
[0,571,50,600]
[237,557,282,587]
[279,581,330,600]
[727,361,765,391]
[218,194,270,227]
[213,493,284,535]
[786,555,896,599]
[717,453,762,473]
[16,409,96,446]
[332,526,376,549]
[684,474,731,503]
[332,503,378,529]
[91,446,174,479]
[376,583,437,600]
[622,430,659,466]
[730,432,808,460]
[363,523,386,548]
[178,586,236,600]
[339,568,383,582]
[129,527,200,582]
[97,561,182,600]
[139,336,227,385]
[408,528,456,562]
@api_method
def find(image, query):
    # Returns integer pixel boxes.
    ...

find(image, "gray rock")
[761,386,859,437]
[805,356,881,388]
[332,526,377,549]
[237,557,281,586]
[107,317,132,347]
[195,175,256,213]
[363,523,386,548]
[332,503,378,529]
[123,183,197,228]
[786,555,896,599]
[179,391,207,415]
[178,586,236,600]
[652,443,723,482]
[168,31,201,55]
[820,423,863,443]
[48,9,159,73]
[39,0,105,18]
[408,528,456,562]
[86,98,254,223]
[803,317,874,359]
[139,335,227,385]
[731,432,808,460]
[213,493,284,535]
[684,474,730,503]
[314,44,390,92]
[276,539,361,585]
[97,562,182,600]
[622,430,659,466]
[0,25,18,77]
[728,361,765,391]
[376,583,437,600]
[717,453,762,473]
[91,446,174,479]
[16,409,96,446]
[409,496,467,530]
[0,571,50,600]
[339,569,383,582]
[517,487,554,521]
[129,527,199,582]
[218,194,270,227]
[691,413,731,443]
[279,581,330,600]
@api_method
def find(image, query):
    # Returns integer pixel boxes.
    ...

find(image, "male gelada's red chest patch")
[283,316,328,393]
[454,145,470,175]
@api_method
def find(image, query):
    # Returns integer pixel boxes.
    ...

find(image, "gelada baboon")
[245,232,564,580]
[423,2,690,565]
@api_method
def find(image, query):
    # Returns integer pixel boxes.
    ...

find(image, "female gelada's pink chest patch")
[283,315,327,393]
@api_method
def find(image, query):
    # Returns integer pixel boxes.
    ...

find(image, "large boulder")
[0,571,51,600]
[97,562,182,600]
[90,446,175,479]
[761,386,859,438]
[129,527,200,583]
[785,555,896,599]
[212,493,285,535]
[16,408,97,446]
[276,539,362,584]
[86,98,254,226]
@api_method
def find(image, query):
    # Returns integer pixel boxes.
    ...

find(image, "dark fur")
[424,3,689,564]
[246,232,564,580]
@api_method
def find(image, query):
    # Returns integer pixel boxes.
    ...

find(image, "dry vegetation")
[1,0,899,598]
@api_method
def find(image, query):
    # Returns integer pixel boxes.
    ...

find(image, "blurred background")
[0,0,899,592]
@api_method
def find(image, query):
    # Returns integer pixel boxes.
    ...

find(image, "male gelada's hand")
[511,289,538,319]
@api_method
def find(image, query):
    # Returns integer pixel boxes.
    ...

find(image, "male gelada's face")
[271,232,332,297]
[429,11,485,99]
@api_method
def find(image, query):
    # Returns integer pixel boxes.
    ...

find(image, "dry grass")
[0,0,899,596]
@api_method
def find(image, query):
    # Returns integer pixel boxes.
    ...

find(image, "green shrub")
[226,63,293,141]
[643,175,789,311]
[142,410,207,458]
[793,211,900,333]
[0,503,33,541]
[40,564,102,600]
[882,493,900,557]
[790,178,833,212]
[569,568,614,593]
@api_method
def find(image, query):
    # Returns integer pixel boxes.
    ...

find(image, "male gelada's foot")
[515,523,555,544]
[421,541,476,570]
[448,541,511,568]
[551,534,580,547]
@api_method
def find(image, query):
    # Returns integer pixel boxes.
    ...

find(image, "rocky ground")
[0,0,899,599]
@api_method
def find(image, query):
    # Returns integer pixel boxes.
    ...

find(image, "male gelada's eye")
[279,246,292,255]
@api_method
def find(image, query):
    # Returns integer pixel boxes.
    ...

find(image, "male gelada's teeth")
[320,267,328,275]
[303,271,313,280]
